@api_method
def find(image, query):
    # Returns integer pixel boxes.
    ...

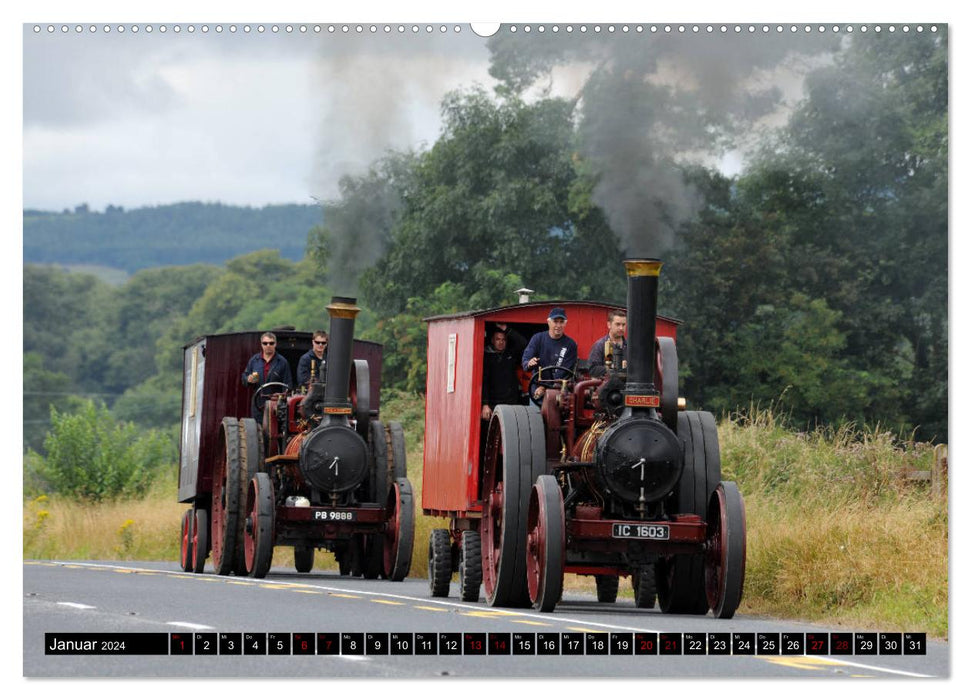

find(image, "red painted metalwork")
[421,301,679,517]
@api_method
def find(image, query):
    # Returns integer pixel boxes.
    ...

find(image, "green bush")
[25,400,175,502]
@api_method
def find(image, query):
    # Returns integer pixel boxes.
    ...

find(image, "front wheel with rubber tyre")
[428,529,452,597]
[459,530,483,602]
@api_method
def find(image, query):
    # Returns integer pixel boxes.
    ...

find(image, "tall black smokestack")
[322,296,361,423]
[622,258,661,417]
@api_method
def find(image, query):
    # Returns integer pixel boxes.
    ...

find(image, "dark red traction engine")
[425,259,746,616]
[178,297,414,581]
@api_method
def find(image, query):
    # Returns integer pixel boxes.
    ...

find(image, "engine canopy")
[298,424,368,494]
[594,417,682,504]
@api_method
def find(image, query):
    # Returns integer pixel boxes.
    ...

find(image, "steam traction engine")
[177,297,414,581]
[421,259,745,616]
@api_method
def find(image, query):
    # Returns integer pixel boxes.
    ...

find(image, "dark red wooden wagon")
[177,297,414,581]
[421,260,746,616]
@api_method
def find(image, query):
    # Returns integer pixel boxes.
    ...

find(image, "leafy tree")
[23,352,74,454]
[362,88,625,318]
[26,400,174,501]
[24,265,116,371]
[107,264,217,390]
[111,374,183,433]
[725,294,900,427]
[742,31,947,439]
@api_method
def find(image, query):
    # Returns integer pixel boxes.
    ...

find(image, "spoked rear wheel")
[525,475,565,613]
[481,406,547,608]
[211,417,243,575]
[383,478,415,581]
[191,508,209,574]
[388,422,408,480]
[243,472,275,579]
[658,410,721,614]
[179,509,193,572]
[236,418,262,574]
[704,481,747,619]
[368,420,389,507]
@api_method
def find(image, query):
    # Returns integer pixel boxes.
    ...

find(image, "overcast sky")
[22,22,496,212]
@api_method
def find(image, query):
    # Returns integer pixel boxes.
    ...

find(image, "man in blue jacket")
[297,330,328,389]
[242,331,293,421]
[522,307,577,402]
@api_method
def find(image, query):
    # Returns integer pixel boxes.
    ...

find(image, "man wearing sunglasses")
[243,331,294,420]
[297,331,329,390]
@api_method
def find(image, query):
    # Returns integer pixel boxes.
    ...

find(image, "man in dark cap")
[522,307,578,401]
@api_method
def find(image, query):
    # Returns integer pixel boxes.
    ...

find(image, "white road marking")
[805,656,933,679]
[56,602,95,610]
[166,621,215,630]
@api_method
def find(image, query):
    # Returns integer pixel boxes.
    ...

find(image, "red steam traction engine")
[421,259,746,615]
[177,297,414,581]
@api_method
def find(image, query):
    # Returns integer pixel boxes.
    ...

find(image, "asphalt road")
[23,559,948,679]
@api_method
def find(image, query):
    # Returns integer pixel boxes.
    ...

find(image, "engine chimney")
[622,258,662,416]
[322,296,361,423]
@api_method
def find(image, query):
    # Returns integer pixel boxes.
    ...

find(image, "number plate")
[312,509,356,522]
[611,523,670,540]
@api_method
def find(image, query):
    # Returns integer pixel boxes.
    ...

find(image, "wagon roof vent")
[516,287,534,304]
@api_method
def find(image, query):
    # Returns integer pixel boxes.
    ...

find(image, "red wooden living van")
[421,301,678,518]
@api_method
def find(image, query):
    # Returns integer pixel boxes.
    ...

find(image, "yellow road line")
[567,626,602,633]
[372,599,405,606]
[761,657,846,672]
[330,593,362,599]
[461,610,522,619]
[413,605,448,612]
[509,619,551,627]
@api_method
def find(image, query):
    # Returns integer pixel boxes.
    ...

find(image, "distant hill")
[23,202,323,273]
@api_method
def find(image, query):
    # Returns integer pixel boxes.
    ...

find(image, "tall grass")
[23,402,947,637]
[24,468,185,562]
[721,406,947,637]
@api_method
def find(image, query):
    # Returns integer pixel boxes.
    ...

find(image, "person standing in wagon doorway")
[522,307,578,402]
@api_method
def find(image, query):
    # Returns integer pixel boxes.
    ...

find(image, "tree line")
[23,202,322,273]
[23,30,947,466]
